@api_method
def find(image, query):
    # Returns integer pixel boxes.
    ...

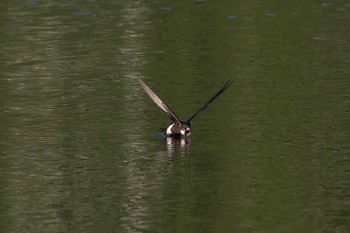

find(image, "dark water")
[0,1,349,233]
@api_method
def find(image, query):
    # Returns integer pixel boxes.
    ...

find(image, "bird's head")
[180,123,191,137]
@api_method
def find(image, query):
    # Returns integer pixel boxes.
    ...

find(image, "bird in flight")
[138,78,232,138]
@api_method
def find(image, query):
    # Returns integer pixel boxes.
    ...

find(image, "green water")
[0,1,349,233]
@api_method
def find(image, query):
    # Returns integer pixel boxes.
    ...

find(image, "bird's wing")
[186,80,233,123]
[138,78,181,124]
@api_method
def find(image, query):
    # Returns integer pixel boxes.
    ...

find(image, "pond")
[0,1,349,233]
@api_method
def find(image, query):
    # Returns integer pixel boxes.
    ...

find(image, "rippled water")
[0,1,349,233]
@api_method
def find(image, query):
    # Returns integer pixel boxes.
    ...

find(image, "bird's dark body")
[139,78,232,138]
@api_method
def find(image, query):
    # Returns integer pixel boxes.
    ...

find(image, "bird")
[138,78,232,138]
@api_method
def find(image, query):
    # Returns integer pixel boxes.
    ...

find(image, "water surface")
[0,1,349,233]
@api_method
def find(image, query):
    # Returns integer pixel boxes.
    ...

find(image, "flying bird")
[139,78,232,138]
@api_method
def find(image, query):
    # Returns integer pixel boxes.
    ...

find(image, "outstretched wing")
[138,78,181,124]
[186,80,233,123]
